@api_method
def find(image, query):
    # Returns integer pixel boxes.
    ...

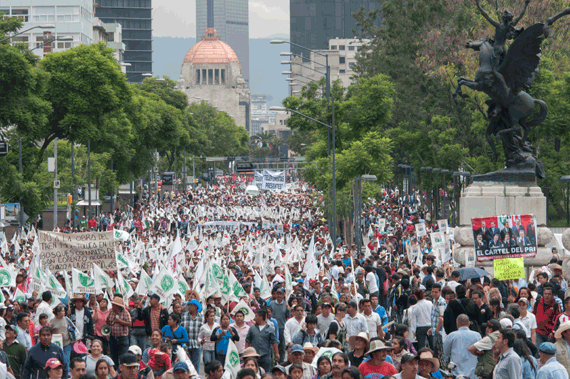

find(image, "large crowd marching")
[0,182,569,379]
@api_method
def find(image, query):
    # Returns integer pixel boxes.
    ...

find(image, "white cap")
[499,318,513,329]
[128,345,142,356]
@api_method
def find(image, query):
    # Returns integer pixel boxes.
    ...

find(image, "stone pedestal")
[459,181,547,226]
[454,181,551,270]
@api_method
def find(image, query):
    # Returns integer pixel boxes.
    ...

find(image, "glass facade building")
[94,0,152,83]
[290,0,383,58]
[196,0,249,86]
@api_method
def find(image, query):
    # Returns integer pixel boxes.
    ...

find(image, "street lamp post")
[441,169,449,219]
[420,167,433,217]
[432,168,440,220]
[453,171,471,226]
[270,104,337,249]
[561,175,570,226]
[0,24,55,43]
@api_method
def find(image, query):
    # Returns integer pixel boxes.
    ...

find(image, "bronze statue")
[453,1,570,180]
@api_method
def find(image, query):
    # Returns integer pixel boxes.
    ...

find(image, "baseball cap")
[400,354,420,365]
[482,319,501,332]
[173,362,189,372]
[297,278,304,284]
[290,344,304,354]
[499,318,513,329]
[149,293,160,300]
[5,324,17,335]
[119,353,139,366]
[271,366,287,374]
[128,346,142,356]
[44,358,64,370]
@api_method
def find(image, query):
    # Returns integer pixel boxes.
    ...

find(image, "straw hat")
[365,340,392,356]
[555,321,570,339]
[242,347,260,358]
[71,294,88,304]
[419,350,439,372]
[111,297,126,308]
[303,342,319,355]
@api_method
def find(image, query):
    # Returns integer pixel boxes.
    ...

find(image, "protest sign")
[472,214,537,261]
[230,299,255,322]
[254,170,286,192]
[437,219,449,234]
[494,258,525,280]
[38,231,118,271]
[415,222,427,237]
[52,334,63,349]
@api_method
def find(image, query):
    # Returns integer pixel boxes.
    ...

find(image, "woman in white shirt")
[409,289,432,350]
[198,309,219,366]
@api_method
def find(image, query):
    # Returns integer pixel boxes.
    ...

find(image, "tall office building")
[196,0,249,86]
[290,0,383,58]
[94,0,152,83]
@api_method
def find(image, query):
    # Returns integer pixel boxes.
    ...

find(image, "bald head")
[457,314,470,327]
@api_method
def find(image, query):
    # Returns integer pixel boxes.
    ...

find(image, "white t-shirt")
[363,312,382,338]
[75,308,85,338]
[366,272,379,293]
[520,312,537,339]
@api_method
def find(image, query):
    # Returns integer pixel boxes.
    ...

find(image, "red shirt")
[533,298,561,336]
[358,360,397,378]
[88,219,97,228]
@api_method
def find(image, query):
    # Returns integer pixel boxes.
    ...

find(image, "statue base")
[454,181,552,269]
[472,168,537,183]
[459,180,547,226]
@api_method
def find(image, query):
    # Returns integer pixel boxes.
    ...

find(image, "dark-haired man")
[533,285,561,346]
[22,326,68,379]
[3,324,26,379]
[245,309,279,371]
[493,329,522,379]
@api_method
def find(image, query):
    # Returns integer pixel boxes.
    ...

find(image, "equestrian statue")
[453,1,570,180]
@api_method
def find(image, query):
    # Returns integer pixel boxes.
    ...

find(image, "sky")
[153,0,290,39]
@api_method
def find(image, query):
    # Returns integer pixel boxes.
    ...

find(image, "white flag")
[72,269,97,294]
[222,340,241,379]
[230,299,255,322]
[136,269,153,296]
[148,265,177,300]
[93,263,113,292]
[0,266,16,288]
[114,229,130,242]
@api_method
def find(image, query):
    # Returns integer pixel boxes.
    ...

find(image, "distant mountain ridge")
[153,37,289,107]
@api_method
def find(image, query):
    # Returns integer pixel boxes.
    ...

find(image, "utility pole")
[18,134,23,229]
[88,140,92,218]
[53,138,58,230]
[71,143,76,228]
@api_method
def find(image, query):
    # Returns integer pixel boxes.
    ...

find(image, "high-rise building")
[0,1,96,57]
[94,0,152,83]
[196,0,249,86]
[290,0,383,57]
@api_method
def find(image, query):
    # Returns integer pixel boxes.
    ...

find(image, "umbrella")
[457,267,490,281]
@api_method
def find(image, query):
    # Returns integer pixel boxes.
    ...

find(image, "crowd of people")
[0,183,569,379]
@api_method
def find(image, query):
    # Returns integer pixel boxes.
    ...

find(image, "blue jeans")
[203,349,215,366]
[130,334,147,351]
[64,344,72,366]
[187,347,201,374]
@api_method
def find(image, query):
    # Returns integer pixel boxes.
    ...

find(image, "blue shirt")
[536,357,569,379]
[374,305,389,331]
[161,325,189,347]
[443,326,482,379]
[521,356,538,379]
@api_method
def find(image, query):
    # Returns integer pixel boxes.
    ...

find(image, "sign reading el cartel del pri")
[471,214,537,261]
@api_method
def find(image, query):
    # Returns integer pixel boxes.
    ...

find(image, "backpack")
[475,334,498,379]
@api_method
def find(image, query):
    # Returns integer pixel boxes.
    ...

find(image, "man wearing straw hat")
[106,296,132,364]
[358,339,397,377]
[554,320,570,372]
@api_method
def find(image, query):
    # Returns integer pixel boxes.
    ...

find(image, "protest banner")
[254,170,286,192]
[472,214,537,261]
[494,258,525,280]
[38,231,118,271]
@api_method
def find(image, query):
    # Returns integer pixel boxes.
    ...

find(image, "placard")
[415,222,427,237]
[471,214,537,261]
[437,219,449,234]
[38,231,118,271]
[494,258,525,280]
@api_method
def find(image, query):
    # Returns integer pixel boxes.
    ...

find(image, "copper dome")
[183,28,240,64]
